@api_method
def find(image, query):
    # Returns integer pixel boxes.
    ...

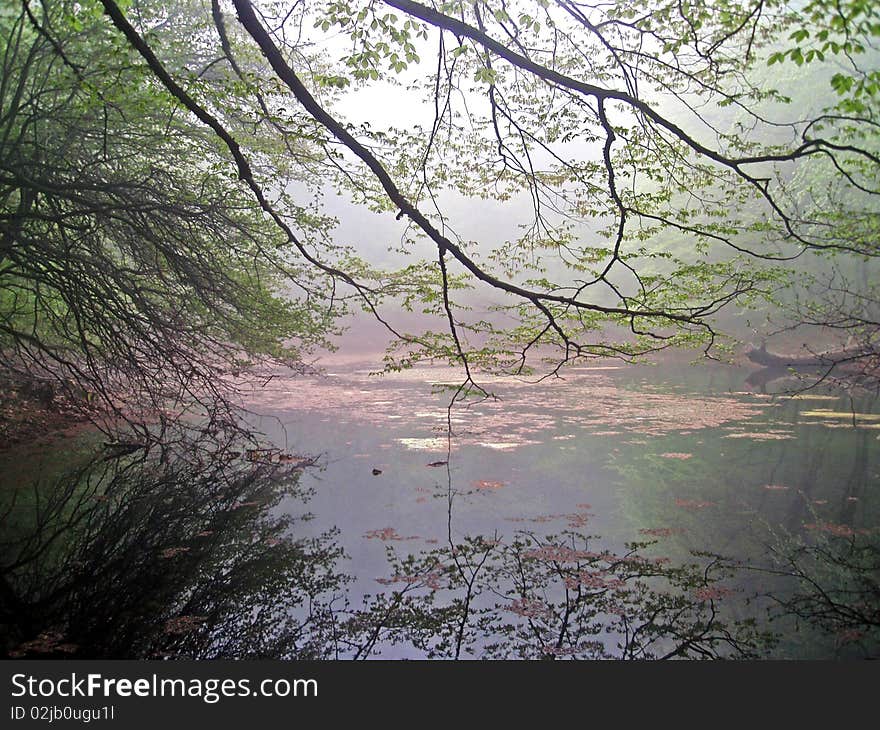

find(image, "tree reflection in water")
[741,519,880,658]
[342,531,776,659]
[0,435,346,659]
[0,435,876,659]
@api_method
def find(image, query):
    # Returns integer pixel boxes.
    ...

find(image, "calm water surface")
[2,357,878,658]
[246,357,879,657]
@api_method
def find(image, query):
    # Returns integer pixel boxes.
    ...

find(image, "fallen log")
[745,343,872,369]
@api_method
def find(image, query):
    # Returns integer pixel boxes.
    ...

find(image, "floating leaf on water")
[364,527,419,541]
[693,586,735,602]
[804,421,880,430]
[231,500,261,510]
[723,432,794,440]
[800,410,880,421]
[475,440,540,450]
[159,546,190,559]
[472,479,506,490]
[566,512,591,528]
[277,453,313,467]
[803,522,869,537]
[396,437,449,450]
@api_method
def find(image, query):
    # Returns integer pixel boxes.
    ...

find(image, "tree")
[0,0,368,437]
[3,0,879,426]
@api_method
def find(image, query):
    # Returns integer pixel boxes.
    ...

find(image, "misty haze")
[1,0,878,662]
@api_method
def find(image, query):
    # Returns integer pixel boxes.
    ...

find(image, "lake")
[1,355,878,658]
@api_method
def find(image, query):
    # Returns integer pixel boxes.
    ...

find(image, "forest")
[0,0,878,661]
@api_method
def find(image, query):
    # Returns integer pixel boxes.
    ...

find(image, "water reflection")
[742,511,880,658]
[1,432,876,659]
[346,526,776,659]
[0,436,345,659]
[1,361,878,659]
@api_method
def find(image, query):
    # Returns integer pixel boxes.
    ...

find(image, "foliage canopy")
[2,0,879,419]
